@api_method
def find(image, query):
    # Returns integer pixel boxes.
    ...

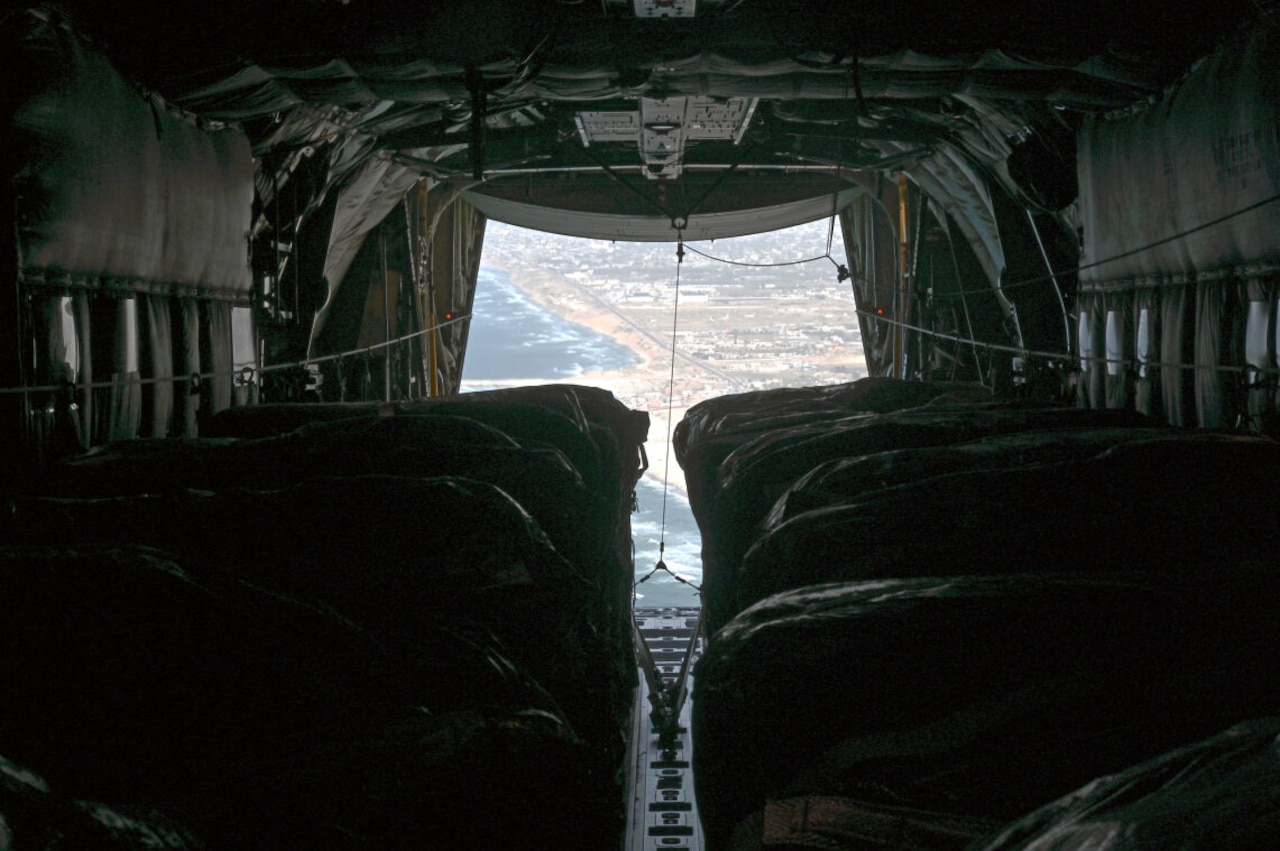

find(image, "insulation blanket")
[1077,23,1280,284]
[691,575,1280,851]
[6,14,253,299]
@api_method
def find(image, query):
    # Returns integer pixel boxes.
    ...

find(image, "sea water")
[464,266,705,609]
[463,268,639,379]
[629,476,705,608]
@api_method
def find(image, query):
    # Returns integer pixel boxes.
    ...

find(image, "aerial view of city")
[474,218,868,417]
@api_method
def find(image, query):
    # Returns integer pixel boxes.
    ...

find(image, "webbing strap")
[632,615,703,745]
[632,618,668,701]
[754,796,1002,850]
[666,614,703,730]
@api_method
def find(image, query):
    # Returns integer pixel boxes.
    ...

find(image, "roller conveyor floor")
[626,607,705,851]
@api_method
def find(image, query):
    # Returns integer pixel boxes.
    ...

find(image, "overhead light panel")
[577,96,758,179]
[605,0,726,17]
[635,0,696,17]
[574,111,638,147]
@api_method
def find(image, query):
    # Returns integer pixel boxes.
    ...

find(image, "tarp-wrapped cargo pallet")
[675,378,1280,850]
[0,384,648,850]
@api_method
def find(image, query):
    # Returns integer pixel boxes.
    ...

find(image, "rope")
[632,230,706,745]
[856,306,1280,378]
[0,313,473,396]
[656,233,684,579]
[945,217,986,384]
[934,189,1280,300]
[826,194,839,257]
[681,242,829,268]
[630,229,701,600]
[678,203,853,284]
[290,311,472,368]
[1,370,222,397]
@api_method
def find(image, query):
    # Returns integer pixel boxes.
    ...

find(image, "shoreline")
[483,261,668,372]
[472,262,691,493]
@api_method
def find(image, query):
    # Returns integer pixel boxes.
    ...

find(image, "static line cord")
[637,237,703,743]
[826,193,839,256]
[682,242,829,268]
[635,235,701,596]
[678,191,1280,302]
[658,235,684,564]
[680,209,849,278]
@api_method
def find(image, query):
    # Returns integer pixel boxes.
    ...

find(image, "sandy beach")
[468,262,695,494]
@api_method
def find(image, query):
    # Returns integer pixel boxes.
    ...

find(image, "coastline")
[481,260,668,371]
[471,262,690,494]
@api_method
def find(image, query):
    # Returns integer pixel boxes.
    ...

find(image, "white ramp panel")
[628,607,705,851]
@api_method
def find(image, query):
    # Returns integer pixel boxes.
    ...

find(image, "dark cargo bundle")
[205,382,649,501]
[1,749,207,849]
[1,384,651,848]
[0,543,620,850]
[691,575,1280,851]
[762,426,1176,527]
[675,378,993,471]
[674,378,991,530]
[46,384,646,671]
[5,474,635,772]
[689,398,1155,635]
[734,431,1280,616]
[42,415,604,567]
[203,401,395,438]
[713,405,1154,552]
[973,718,1280,851]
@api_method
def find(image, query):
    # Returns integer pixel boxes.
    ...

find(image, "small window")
[1078,311,1093,373]
[1242,299,1269,379]
[1105,310,1123,377]
[232,306,257,384]
[1136,307,1151,380]
[59,296,79,382]
[121,297,139,374]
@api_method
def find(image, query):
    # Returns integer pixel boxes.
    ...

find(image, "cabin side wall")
[3,15,255,475]
[1075,21,1280,431]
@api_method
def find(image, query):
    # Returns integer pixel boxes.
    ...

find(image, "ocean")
[464,266,705,609]
[463,268,639,380]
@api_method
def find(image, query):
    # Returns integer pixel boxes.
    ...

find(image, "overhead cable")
[936,189,1280,300]
[856,307,1280,377]
[680,243,830,268]
[0,313,473,396]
